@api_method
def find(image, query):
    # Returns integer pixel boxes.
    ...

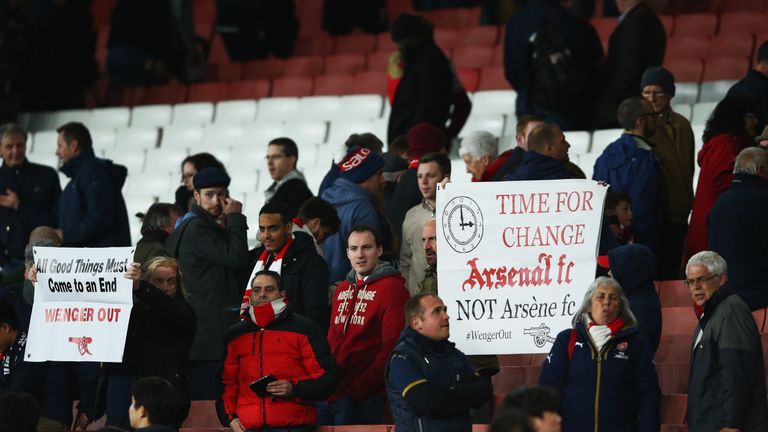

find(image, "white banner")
[436,180,606,354]
[26,247,134,362]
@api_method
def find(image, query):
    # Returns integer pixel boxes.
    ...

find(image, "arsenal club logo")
[442,196,484,253]
[617,342,628,351]
[68,336,94,356]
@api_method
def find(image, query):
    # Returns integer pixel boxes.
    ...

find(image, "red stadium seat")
[452,46,494,69]
[717,0,768,12]
[376,33,397,54]
[522,365,541,385]
[325,54,367,75]
[665,36,710,60]
[672,13,717,37]
[424,8,471,28]
[660,394,687,425]
[590,17,618,43]
[492,366,525,393]
[655,362,690,394]
[468,6,483,25]
[334,34,377,55]
[498,354,532,366]
[456,68,480,92]
[656,280,692,307]
[193,0,216,23]
[271,77,313,97]
[459,26,500,46]
[708,34,754,59]
[242,59,285,80]
[757,33,768,47]
[655,334,692,363]
[226,79,270,100]
[702,57,750,81]
[753,308,766,333]
[719,12,766,36]
[661,306,697,336]
[296,0,324,37]
[132,83,188,106]
[180,400,220,428]
[209,34,230,64]
[658,15,674,37]
[491,43,504,66]
[104,86,134,107]
[91,0,114,28]
[188,82,229,103]
[352,70,386,95]
[387,0,413,17]
[294,34,334,57]
[282,56,325,77]
[314,73,355,95]
[529,353,549,366]
[195,21,214,42]
[367,51,393,71]
[206,62,243,81]
[434,28,461,51]
[478,66,509,91]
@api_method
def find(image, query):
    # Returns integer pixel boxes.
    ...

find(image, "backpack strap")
[567,328,578,361]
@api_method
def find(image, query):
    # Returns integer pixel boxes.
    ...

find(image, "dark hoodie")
[504,150,574,181]
[608,244,661,354]
[59,148,131,247]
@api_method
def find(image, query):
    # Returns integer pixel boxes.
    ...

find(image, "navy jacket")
[59,149,130,247]
[539,322,660,431]
[726,70,768,133]
[386,327,492,432]
[607,244,662,354]
[504,151,574,181]
[592,133,659,250]
[708,173,768,310]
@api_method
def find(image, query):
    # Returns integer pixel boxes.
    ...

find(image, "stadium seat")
[333,33,377,55]
[376,33,397,54]
[665,36,710,60]
[272,77,314,97]
[664,59,703,103]
[655,334,692,363]
[104,147,146,174]
[672,13,717,37]
[498,354,532,366]
[352,70,387,95]
[459,26,499,46]
[296,96,342,121]
[29,131,57,156]
[239,123,283,156]
[752,307,766,333]
[660,394,687,425]
[589,129,623,154]
[90,128,117,155]
[202,123,247,149]
[590,17,618,43]
[91,0,114,28]
[691,101,717,125]
[325,54,367,75]
[492,366,525,394]
[104,85,135,107]
[661,306,698,336]
[425,8,471,28]
[296,0,324,37]
[672,103,692,120]
[282,56,325,77]
[144,146,189,176]
[698,79,738,103]
[294,34,334,57]
[717,0,768,12]
[131,105,173,127]
[708,34,754,59]
[434,28,461,51]
[88,107,131,130]
[459,114,506,138]
[192,0,216,23]
[564,131,591,156]
[718,12,766,36]
[478,66,509,91]
[577,152,599,179]
[214,100,257,124]
[656,362,690,394]
[339,94,384,120]
[314,73,354,96]
[658,15,674,37]
[327,119,380,147]
[242,58,285,80]
[187,82,229,103]
[172,103,215,125]
[180,400,221,429]
[115,127,159,150]
[471,90,517,116]
[523,365,542,385]
[162,125,204,150]
[366,50,392,71]
[456,68,480,92]
[195,21,214,42]
[125,172,173,198]
[283,120,328,146]
[36,109,92,132]
[255,97,300,123]
[296,143,319,170]
[132,83,188,106]
[226,80,271,100]
[452,46,494,69]
[656,280,690,307]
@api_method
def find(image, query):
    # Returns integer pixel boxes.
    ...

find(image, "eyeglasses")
[684,273,720,287]
[265,154,286,162]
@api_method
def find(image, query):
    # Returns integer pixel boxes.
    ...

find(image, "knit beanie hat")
[407,123,447,160]
[640,66,676,97]
[193,167,230,190]
[338,146,385,183]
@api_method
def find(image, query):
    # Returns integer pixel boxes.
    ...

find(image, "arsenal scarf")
[249,298,288,328]
[239,236,294,317]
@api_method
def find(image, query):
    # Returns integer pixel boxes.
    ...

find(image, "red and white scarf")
[249,298,287,328]
[587,315,625,351]
[239,237,294,317]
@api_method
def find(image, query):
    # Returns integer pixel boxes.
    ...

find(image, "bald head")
[29,226,61,247]
[734,147,768,178]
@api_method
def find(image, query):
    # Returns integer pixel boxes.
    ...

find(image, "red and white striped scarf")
[249,298,288,327]
[239,237,294,317]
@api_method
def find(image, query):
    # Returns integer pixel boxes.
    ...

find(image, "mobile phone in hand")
[249,374,277,397]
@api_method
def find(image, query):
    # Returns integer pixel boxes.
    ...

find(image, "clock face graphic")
[442,196,484,253]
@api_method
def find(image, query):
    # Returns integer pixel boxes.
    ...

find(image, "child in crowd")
[605,192,634,245]
[128,377,179,432]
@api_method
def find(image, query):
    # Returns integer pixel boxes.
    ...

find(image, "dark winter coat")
[0,329,46,401]
[0,159,60,265]
[221,304,340,430]
[134,230,170,265]
[386,327,492,432]
[594,3,666,128]
[593,133,659,249]
[247,231,329,327]
[59,149,131,247]
[688,289,768,431]
[607,244,662,354]
[387,41,453,143]
[493,147,525,181]
[267,177,314,218]
[539,322,660,432]
[166,204,249,360]
[727,70,768,133]
[504,151,574,181]
[708,173,768,310]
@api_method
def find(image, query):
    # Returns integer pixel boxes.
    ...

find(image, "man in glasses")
[593,96,659,251]
[264,137,313,218]
[685,251,768,432]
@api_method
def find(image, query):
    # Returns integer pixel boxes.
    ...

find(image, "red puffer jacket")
[221,305,340,429]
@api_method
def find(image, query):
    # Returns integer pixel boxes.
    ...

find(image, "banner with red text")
[26,247,134,362]
[436,180,606,354]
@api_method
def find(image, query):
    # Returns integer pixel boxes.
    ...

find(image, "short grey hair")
[733,147,768,175]
[458,131,498,159]
[686,251,727,278]
[572,276,637,328]
[24,238,58,268]
[0,123,27,143]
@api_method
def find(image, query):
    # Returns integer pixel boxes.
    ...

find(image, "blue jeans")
[316,395,384,425]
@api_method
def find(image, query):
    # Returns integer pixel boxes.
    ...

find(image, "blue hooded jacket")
[608,244,662,354]
[321,177,383,284]
[592,133,658,250]
[504,151,574,181]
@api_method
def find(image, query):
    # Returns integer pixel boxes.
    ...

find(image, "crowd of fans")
[2,0,768,431]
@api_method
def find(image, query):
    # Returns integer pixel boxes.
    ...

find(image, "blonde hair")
[142,256,186,299]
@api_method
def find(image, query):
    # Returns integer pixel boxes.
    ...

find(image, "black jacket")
[134,230,170,266]
[387,41,453,143]
[166,204,250,360]
[247,231,329,327]
[59,149,131,247]
[594,3,665,129]
[0,159,60,264]
[727,70,768,139]
[504,151,574,181]
[268,178,314,218]
[708,173,768,310]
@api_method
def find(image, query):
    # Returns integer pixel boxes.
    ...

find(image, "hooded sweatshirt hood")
[608,243,656,296]
[345,261,404,286]
[322,177,374,207]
